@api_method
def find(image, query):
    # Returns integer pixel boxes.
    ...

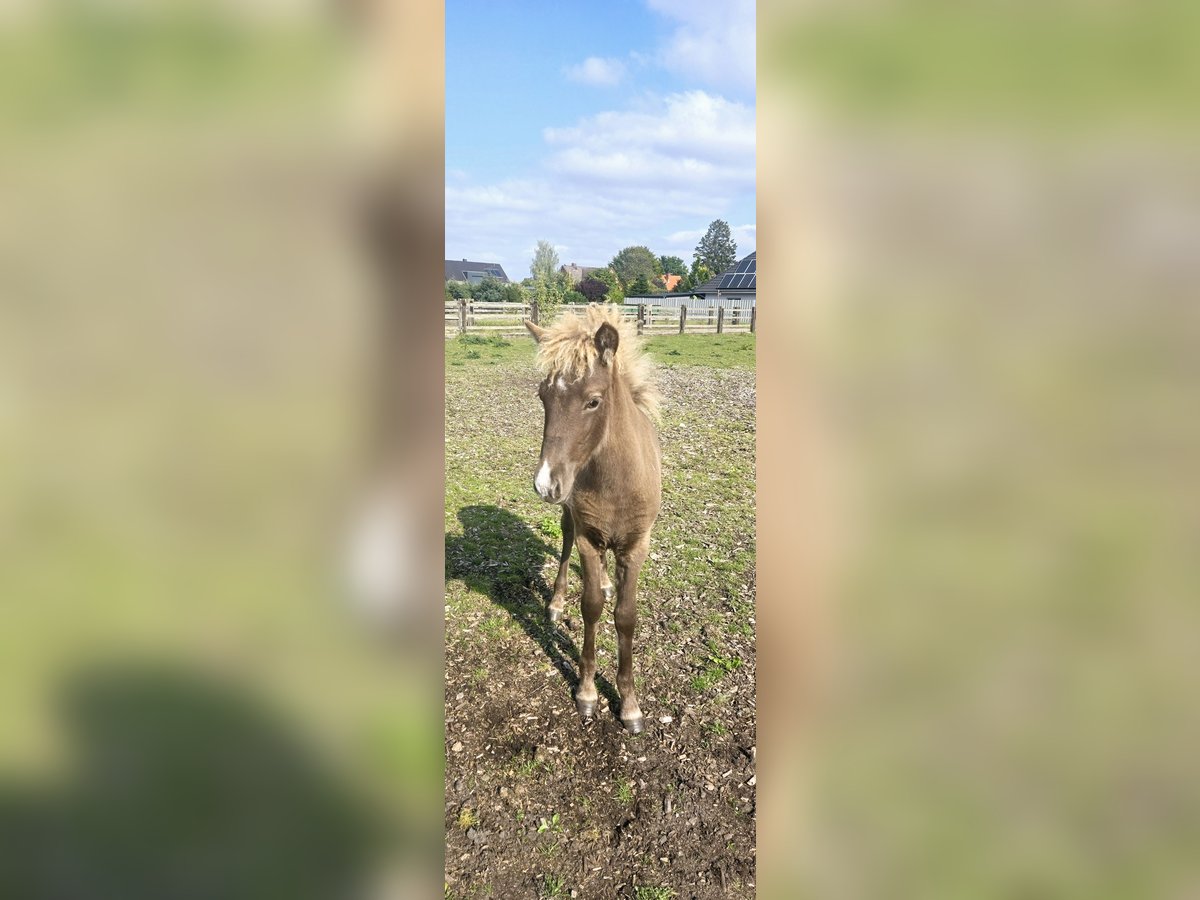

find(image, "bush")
[578,276,608,303]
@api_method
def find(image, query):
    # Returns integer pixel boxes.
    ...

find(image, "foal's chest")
[567,493,658,550]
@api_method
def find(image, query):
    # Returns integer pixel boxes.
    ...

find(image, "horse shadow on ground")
[0,662,386,900]
[445,504,620,712]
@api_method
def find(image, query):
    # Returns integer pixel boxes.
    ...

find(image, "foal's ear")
[594,322,619,366]
[524,319,548,342]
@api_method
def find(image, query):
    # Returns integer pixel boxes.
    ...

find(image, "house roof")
[445,259,509,282]
[658,273,683,291]
[692,251,756,296]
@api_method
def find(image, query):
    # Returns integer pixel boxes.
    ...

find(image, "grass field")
[444,332,757,898]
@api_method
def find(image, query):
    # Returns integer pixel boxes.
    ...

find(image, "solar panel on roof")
[708,253,756,293]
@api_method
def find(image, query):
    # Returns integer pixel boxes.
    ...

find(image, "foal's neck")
[598,371,651,465]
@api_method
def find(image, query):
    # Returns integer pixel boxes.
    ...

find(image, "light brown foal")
[525,305,661,734]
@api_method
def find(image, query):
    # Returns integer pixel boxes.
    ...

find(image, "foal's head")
[525,318,620,504]
[524,305,659,505]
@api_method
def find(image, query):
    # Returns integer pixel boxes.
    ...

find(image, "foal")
[524,306,661,734]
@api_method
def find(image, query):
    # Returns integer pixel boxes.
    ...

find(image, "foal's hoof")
[548,606,563,625]
[575,696,597,718]
[620,716,646,735]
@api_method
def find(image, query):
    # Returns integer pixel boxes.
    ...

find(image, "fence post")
[750,305,756,334]
[717,305,725,334]
[530,300,539,325]
[638,303,645,335]
[458,297,467,333]
[678,305,687,334]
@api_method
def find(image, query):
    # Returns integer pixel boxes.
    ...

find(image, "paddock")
[444,332,757,898]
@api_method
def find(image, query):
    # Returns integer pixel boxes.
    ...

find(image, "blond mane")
[534,304,660,422]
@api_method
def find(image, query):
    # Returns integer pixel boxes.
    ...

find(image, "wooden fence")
[444,300,756,337]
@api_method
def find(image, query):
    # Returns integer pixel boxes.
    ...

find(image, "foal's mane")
[535,304,660,422]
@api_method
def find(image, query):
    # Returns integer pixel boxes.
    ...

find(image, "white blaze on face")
[535,460,554,498]
[555,376,567,391]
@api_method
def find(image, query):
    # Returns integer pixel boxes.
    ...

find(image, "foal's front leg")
[548,507,574,624]
[614,535,651,734]
[572,532,606,718]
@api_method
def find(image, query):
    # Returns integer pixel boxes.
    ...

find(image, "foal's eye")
[585,397,601,410]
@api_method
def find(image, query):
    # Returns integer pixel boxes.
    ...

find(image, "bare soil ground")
[445,339,756,899]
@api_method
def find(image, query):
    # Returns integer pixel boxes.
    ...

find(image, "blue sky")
[446,0,755,281]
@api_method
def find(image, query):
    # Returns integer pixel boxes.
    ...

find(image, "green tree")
[472,274,505,303]
[693,220,738,275]
[658,254,686,277]
[445,279,472,300]
[608,245,659,291]
[530,273,565,321]
[689,258,715,287]
[531,240,560,283]
[564,289,586,305]
[501,281,527,304]
[628,274,653,295]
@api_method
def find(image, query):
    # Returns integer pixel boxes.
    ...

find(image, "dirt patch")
[446,354,755,899]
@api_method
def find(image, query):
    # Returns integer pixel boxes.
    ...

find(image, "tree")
[693,220,737,275]
[472,274,505,304]
[564,289,586,305]
[689,258,715,288]
[531,240,560,283]
[578,276,608,303]
[530,273,565,321]
[589,267,624,304]
[445,279,472,301]
[628,274,653,295]
[501,281,527,304]
[658,255,686,277]
[608,245,659,292]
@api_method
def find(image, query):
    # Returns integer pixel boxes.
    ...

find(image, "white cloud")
[564,56,627,87]
[447,91,755,279]
[646,0,755,93]
[543,90,755,191]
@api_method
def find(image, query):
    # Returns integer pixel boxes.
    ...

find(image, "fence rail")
[444,300,755,337]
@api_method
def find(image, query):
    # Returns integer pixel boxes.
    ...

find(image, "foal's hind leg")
[600,552,615,603]
[548,507,574,625]
[613,535,651,734]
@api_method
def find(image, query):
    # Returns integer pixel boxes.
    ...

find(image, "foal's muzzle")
[534,460,564,503]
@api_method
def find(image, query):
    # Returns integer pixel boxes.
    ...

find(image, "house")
[445,259,509,284]
[560,263,602,285]
[690,251,756,305]
[657,273,683,292]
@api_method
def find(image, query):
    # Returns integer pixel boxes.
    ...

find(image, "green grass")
[445,330,756,370]
[633,887,675,900]
[615,779,634,805]
[642,334,756,368]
